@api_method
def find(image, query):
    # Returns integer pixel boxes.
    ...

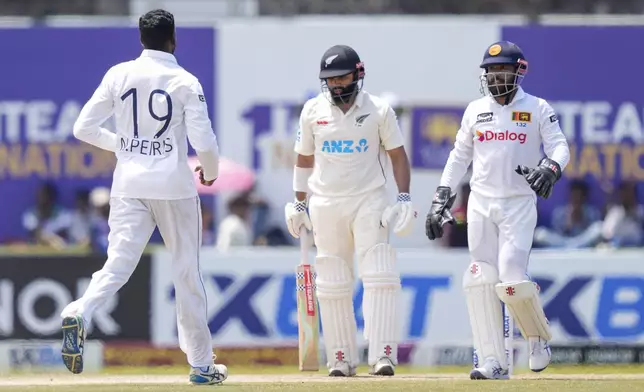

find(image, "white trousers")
[308,187,389,275]
[61,197,213,368]
[467,192,537,282]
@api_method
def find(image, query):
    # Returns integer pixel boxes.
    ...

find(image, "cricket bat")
[296,228,320,371]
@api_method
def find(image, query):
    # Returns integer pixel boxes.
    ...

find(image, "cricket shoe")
[61,315,86,374]
[529,337,551,372]
[470,357,509,380]
[369,357,395,376]
[189,364,228,385]
[328,361,356,377]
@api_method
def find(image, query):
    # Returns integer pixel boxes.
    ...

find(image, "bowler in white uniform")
[59,9,227,385]
[284,45,414,377]
[426,41,570,380]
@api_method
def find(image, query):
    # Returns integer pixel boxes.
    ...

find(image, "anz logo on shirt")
[321,139,369,153]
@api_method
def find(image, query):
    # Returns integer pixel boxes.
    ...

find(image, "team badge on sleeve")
[549,114,558,123]
[198,94,205,102]
[511,111,532,123]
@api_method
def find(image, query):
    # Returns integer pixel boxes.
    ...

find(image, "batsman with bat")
[426,41,570,380]
[285,44,413,377]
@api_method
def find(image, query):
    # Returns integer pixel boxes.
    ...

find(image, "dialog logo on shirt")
[476,130,527,144]
[321,138,369,153]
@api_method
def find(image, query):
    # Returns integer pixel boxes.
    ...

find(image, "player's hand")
[425,186,457,241]
[515,157,561,199]
[194,165,216,186]
[284,199,312,238]
[381,193,416,236]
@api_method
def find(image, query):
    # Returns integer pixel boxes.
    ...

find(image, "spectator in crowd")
[67,190,94,248]
[201,200,216,246]
[88,187,110,254]
[216,195,252,251]
[601,181,644,248]
[22,182,69,249]
[442,182,470,248]
[533,180,602,248]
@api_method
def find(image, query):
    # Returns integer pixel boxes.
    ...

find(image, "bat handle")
[299,228,310,262]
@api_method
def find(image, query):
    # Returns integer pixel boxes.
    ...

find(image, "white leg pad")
[315,256,359,369]
[463,262,506,367]
[495,281,552,341]
[361,243,401,366]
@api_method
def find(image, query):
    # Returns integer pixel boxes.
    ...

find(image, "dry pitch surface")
[3,366,644,391]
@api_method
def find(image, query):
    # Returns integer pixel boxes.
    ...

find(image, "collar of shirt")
[139,49,178,64]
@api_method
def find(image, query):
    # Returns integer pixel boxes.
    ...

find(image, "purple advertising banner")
[501,26,644,226]
[0,27,215,242]
[410,106,464,169]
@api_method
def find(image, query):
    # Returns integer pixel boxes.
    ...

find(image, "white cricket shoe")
[470,357,509,380]
[328,360,356,377]
[189,364,228,385]
[369,357,395,376]
[529,337,551,372]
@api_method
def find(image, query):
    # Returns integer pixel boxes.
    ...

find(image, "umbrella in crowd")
[187,156,255,194]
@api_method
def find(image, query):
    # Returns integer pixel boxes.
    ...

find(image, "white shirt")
[294,90,405,197]
[73,50,219,200]
[216,214,251,251]
[440,88,570,198]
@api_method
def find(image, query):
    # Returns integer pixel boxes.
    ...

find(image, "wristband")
[293,166,313,192]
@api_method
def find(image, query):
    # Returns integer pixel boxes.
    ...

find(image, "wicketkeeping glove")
[515,157,561,199]
[425,186,457,241]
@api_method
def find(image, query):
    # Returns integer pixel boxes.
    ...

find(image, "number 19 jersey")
[73,49,219,200]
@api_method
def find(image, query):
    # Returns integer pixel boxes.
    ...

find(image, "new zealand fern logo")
[355,114,370,127]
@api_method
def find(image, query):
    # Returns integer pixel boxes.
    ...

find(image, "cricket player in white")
[426,41,570,379]
[59,10,227,385]
[284,45,413,377]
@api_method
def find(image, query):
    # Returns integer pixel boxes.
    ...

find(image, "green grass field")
[3,365,644,391]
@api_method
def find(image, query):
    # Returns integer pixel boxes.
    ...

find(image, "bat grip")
[299,228,310,263]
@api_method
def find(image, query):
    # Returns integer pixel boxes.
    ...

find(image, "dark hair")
[569,179,589,196]
[76,189,90,202]
[40,181,58,200]
[139,9,175,51]
[228,196,251,212]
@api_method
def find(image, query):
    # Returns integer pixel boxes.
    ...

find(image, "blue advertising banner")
[410,106,464,169]
[0,27,215,242]
[501,26,644,226]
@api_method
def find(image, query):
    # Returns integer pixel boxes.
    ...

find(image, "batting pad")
[361,243,401,366]
[495,281,552,341]
[463,262,506,367]
[315,256,359,369]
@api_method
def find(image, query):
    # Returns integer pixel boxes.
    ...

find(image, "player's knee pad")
[360,243,400,289]
[495,280,552,341]
[463,261,505,364]
[315,256,353,300]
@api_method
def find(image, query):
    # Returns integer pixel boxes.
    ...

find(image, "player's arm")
[73,68,118,152]
[515,101,570,199]
[539,101,570,171]
[426,108,474,240]
[379,105,414,236]
[285,102,315,239]
[380,106,410,194]
[293,102,315,202]
[439,108,474,191]
[185,81,219,183]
